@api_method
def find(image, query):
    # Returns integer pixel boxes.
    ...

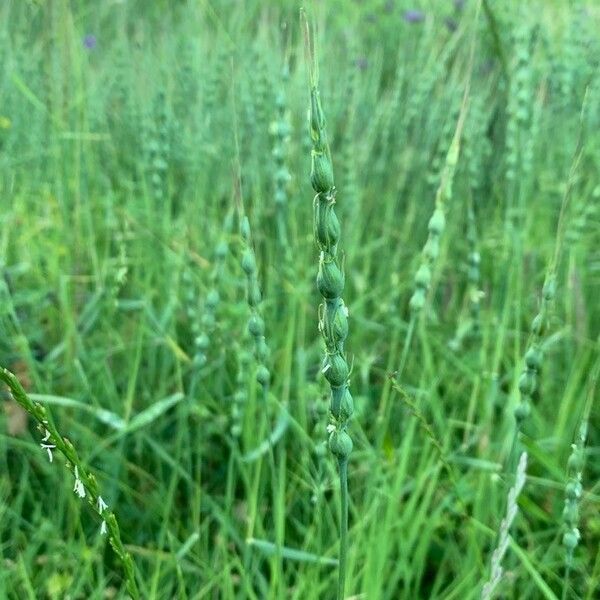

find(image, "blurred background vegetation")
[1,0,599,598]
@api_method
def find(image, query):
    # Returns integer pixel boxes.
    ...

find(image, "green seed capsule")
[240,216,251,242]
[215,241,228,260]
[409,288,426,313]
[330,385,345,418]
[314,199,341,248]
[323,353,349,387]
[567,451,583,474]
[514,401,530,423]
[206,289,220,310]
[518,371,536,396]
[562,529,580,551]
[317,258,344,299]
[275,189,286,207]
[311,150,335,193]
[525,347,543,371]
[428,208,446,235]
[414,264,432,289]
[256,365,270,387]
[195,334,210,351]
[531,313,545,335]
[339,388,354,420]
[324,299,348,345]
[562,503,579,527]
[241,250,256,275]
[329,430,353,459]
[201,312,215,329]
[247,281,262,307]
[565,481,582,500]
[256,338,269,361]
[424,236,440,261]
[248,315,265,337]
[543,277,556,301]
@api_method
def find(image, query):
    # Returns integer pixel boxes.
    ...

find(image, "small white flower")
[73,466,86,498]
[42,428,51,442]
[97,496,108,514]
[40,443,56,462]
[100,520,108,535]
[326,424,336,434]
[322,363,331,374]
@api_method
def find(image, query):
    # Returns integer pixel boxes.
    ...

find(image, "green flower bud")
[409,288,426,313]
[414,264,432,289]
[330,385,345,418]
[424,236,440,261]
[248,315,265,337]
[314,199,340,248]
[206,289,220,310]
[562,529,580,551]
[518,371,536,396]
[324,299,348,345]
[247,281,262,307]
[323,353,349,387]
[339,388,354,420]
[514,400,530,423]
[275,189,286,207]
[317,258,344,300]
[525,347,543,371]
[428,208,446,235]
[468,251,481,267]
[531,313,545,335]
[241,216,251,242]
[567,451,583,474]
[543,277,556,301]
[311,150,335,193]
[256,338,269,361]
[241,250,256,275]
[195,334,210,351]
[329,430,353,459]
[256,365,270,387]
[215,241,228,260]
[562,503,579,527]
[565,481,582,500]
[201,312,215,329]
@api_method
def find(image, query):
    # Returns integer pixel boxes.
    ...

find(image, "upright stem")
[561,564,571,600]
[338,458,349,600]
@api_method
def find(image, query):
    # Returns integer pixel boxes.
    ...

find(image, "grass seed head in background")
[481,451,528,600]
[0,368,140,599]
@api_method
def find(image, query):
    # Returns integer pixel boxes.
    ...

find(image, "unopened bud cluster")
[185,215,231,368]
[309,85,353,463]
[240,216,271,397]
[409,118,461,316]
[269,67,292,250]
[562,422,587,564]
[514,276,555,428]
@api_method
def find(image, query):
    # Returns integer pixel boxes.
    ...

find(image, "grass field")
[1,1,599,598]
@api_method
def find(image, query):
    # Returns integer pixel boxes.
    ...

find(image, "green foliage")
[1,1,599,599]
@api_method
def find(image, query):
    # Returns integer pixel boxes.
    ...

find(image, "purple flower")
[403,9,425,23]
[83,34,97,50]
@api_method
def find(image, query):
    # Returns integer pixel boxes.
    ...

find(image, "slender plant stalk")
[0,367,140,599]
[511,96,586,467]
[302,12,355,599]
[561,347,599,600]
